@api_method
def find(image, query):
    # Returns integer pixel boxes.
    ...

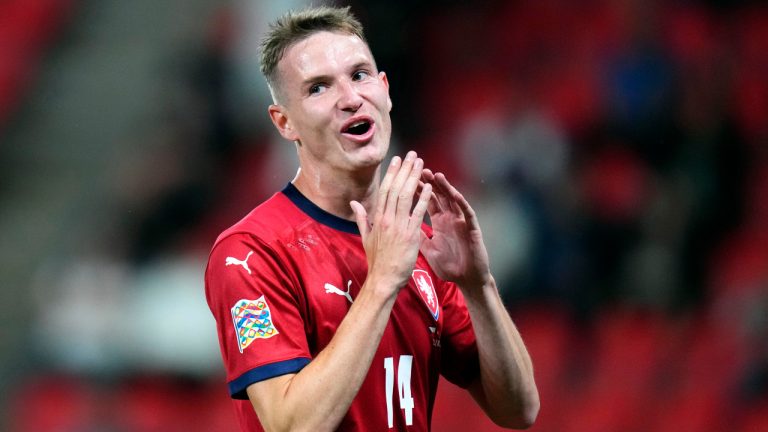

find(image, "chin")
[352,155,383,172]
[352,143,387,167]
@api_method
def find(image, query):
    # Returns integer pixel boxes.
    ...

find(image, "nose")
[336,79,363,112]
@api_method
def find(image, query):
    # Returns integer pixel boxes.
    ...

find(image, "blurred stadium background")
[1,0,767,430]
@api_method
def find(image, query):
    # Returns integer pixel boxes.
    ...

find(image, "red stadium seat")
[8,374,96,432]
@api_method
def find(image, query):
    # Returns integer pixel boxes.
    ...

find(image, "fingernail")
[390,156,400,166]
[405,151,416,161]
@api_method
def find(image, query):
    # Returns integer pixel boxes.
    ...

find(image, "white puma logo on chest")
[324,280,353,304]
[225,251,253,274]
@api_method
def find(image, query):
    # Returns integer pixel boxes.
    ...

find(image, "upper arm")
[205,234,311,400]
[246,373,296,431]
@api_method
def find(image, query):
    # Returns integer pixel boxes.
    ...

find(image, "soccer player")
[205,6,539,431]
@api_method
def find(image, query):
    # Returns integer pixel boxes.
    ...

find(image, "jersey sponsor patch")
[231,296,278,353]
[412,269,439,321]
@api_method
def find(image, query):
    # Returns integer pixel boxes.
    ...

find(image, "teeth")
[344,120,370,135]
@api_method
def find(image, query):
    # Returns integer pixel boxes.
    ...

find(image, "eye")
[352,70,370,81]
[309,83,327,95]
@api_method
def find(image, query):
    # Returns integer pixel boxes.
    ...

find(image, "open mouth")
[343,120,372,135]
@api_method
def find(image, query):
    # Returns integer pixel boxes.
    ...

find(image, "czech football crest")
[231,296,278,353]
[412,269,439,321]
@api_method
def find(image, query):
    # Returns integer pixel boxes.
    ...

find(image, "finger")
[376,156,401,219]
[350,200,371,241]
[415,180,425,206]
[396,157,424,217]
[420,169,442,213]
[436,172,473,222]
[387,151,417,219]
[418,226,430,253]
[451,186,482,229]
[409,182,431,231]
[418,180,440,216]
[431,172,457,214]
[420,168,435,183]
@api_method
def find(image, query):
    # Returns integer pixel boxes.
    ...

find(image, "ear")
[268,104,299,141]
[379,71,392,112]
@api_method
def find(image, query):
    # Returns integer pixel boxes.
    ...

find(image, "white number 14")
[384,355,414,428]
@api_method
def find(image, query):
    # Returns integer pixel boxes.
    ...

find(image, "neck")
[292,164,381,221]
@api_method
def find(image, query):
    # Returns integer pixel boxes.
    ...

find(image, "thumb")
[350,201,371,240]
[419,230,434,255]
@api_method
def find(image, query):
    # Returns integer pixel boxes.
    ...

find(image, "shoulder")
[204,192,305,310]
[205,190,304,284]
[215,191,298,246]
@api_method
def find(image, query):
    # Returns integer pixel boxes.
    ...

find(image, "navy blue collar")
[281,183,360,235]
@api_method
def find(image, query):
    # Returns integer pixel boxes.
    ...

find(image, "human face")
[268,31,392,175]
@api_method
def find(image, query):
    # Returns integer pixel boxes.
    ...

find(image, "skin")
[248,30,539,431]
[267,32,392,216]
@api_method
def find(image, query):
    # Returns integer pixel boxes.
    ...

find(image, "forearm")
[250,152,428,431]
[461,276,539,429]
[249,278,397,432]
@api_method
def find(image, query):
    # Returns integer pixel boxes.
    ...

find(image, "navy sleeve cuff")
[228,357,311,400]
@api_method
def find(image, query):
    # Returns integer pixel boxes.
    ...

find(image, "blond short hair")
[260,6,367,102]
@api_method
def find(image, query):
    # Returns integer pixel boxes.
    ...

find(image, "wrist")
[360,271,404,302]
[458,274,496,300]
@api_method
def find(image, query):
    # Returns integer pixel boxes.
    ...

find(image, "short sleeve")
[438,280,480,388]
[205,233,311,399]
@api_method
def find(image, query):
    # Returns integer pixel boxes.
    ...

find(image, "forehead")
[278,31,375,81]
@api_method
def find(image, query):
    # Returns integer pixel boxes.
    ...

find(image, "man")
[205,6,539,431]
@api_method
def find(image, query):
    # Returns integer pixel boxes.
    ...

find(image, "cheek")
[296,107,332,133]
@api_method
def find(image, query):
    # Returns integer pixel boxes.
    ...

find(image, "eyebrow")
[350,61,375,72]
[301,74,332,89]
[300,61,377,88]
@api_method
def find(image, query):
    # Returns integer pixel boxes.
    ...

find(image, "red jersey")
[205,183,479,431]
